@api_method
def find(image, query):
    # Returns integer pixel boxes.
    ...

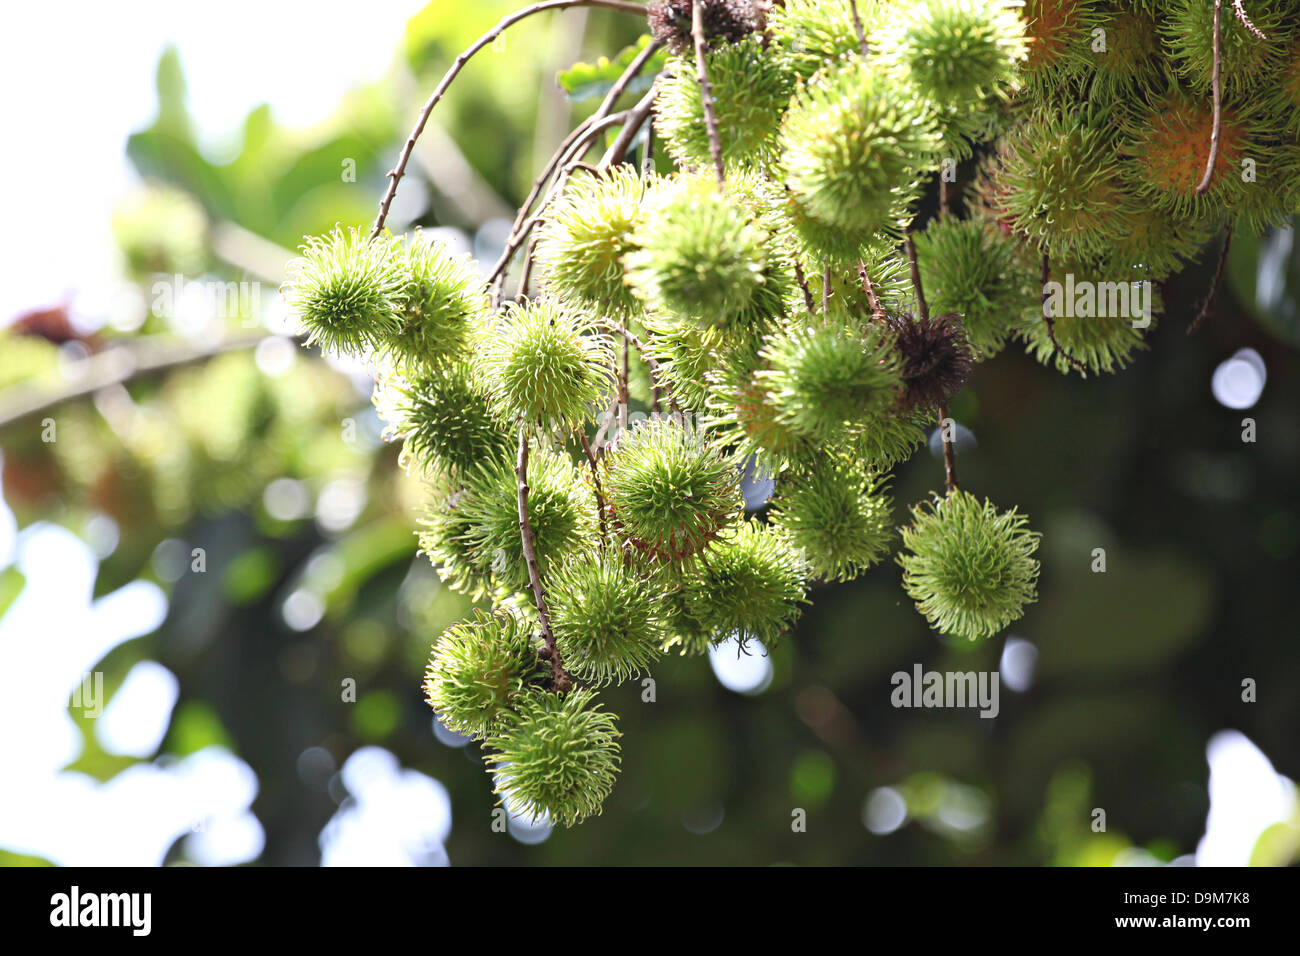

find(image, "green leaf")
[0,566,25,619]
[557,35,666,102]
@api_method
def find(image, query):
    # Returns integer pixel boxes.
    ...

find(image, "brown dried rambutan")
[647,0,765,57]
[889,311,974,413]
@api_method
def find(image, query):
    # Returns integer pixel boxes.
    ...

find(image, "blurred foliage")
[1,1,1298,867]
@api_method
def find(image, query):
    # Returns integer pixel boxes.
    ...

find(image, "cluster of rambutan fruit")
[281,0,1300,827]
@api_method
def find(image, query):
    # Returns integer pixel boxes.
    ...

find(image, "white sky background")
[0,0,419,323]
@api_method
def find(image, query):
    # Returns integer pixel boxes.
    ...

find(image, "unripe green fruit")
[478,298,614,427]
[625,177,770,328]
[1161,0,1290,94]
[373,363,511,477]
[417,480,494,599]
[383,233,485,371]
[879,0,1026,108]
[770,0,874,81]
[757,314,903,442]
[912,216,1026,358]
[603,416,743,560]
[654,35,796,174]
[484,688,621,828]
[424,609,544,738]
[771,456,893,582]
[898,490,1041,643]
[672,519,808,651]
[1014,257,1158,377]
[457,445,596,593]
[548,547,668,686]
[782,59,940,237]
[535,165,649,317]
[998,109,1133,260]
[281,226,406,356]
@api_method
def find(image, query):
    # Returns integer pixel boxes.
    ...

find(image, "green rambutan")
[898,489,1041,643]
[912,216,1028,357]
[625,176,771,328]
[457,445,596,593]
[1014,256,1158,376]
[281,226,406,357]
[424,609,544,738]
[770,456,893,582]
[603,416,743,560]
[673,519,808,650]
[996,109,1133,260]
[547,547,668,685]
[654,35,796,174]
[478,298,614,428]
[756,314,903,442]
[1161,0,1290,94]
[781,59,940,237]
[372,362,511,477]
[878,0,1026,119]
[535,165,650,318]
[769,0,874,81]
[383,232,485,371]
[846,407,931,470]
[485,688,621,828]
[417,480,494,599]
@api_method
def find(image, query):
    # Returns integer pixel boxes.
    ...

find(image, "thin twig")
[488,111,629,301]
[792,259,816,314]
[618,326,630,436]
[369,0,648,240]
[690,1,726,188]
[821,268,832,315]
[938,403,958,494]
[903,232,929,323]
[618,327,681,415]
[1196,0,1223,196]
[848,0,869,57]
[939,177,951,218]
[1234,0,1267,39]
[1189,227,1233,335]
[517,426,570,693]
[1040,253,1087,372]
[578,431,608,538]
[857,260,887,323]
[601,82,660,166]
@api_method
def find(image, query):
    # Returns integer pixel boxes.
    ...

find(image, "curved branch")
[369,0,649,240]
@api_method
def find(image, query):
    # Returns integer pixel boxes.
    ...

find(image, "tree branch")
[903,232,929,323]
[516,425,570,693]
[848,0,869,57]
[690,1,726,188]
[938,403,958,494]
[369,0,649,240]
[1196,0,1223,196]
[1188,226,1233,335]
[578,430,608,538]
[0,333,278,431]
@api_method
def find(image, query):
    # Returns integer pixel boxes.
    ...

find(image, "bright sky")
[0,0,418,323]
